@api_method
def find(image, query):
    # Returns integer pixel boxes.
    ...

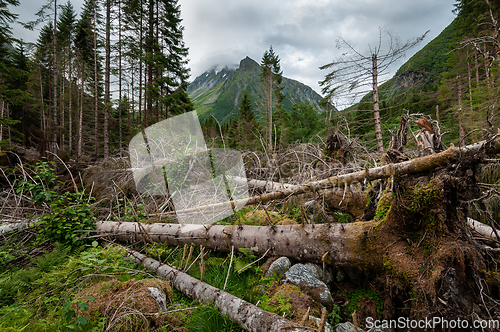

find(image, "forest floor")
[1,135,500,331]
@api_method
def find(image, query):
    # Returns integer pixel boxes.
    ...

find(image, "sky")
[11,0,457,103]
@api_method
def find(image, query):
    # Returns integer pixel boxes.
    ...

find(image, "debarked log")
[126,248,317,332]
[0,219,40,235]
[162,137,500,218]
[467,217,500,242]
[96,221,373,266]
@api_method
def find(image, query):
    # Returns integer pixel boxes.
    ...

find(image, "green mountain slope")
[379,23,455,101]
[188,56,327,122]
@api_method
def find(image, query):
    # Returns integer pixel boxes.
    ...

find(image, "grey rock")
[282,263,333,306]
[304,262,333,284]
[335,321,394,332]
[147,287,167,311]
[265,257,291,278]
[304,200,319,213]
[367,327,395,332]
[336,322,365,332]
[309,316,334,332]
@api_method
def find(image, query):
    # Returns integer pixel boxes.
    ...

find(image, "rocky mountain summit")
[188,56,328,121]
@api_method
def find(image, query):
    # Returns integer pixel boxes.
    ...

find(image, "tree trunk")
[78,62,84,158]
[97,222,370,266]
[118,0,123,157]
[372,53,383,153]
[68,45,73,153]
[53,0,58,158]
[104,0,111,159]
[0,219,39,235]
[126,248,316,332]
[457,75,466,146]
[94,8,99,158]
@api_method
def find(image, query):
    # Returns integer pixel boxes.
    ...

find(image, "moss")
[408,181,440,215]
[374,190,393,221]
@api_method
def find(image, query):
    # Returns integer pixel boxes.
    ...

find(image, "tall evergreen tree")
[260,46,283,153]
[0,0,19,60]
[237,90,256,150]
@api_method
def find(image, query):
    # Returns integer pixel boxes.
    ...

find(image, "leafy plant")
[42,192,97,247]
[15,161,58,205]
[328,304,342,327]
[15,161,97,248]
[61,296,96,330]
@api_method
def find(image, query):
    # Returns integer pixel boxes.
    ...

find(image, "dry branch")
[126,248,317,332]
[96,221,371,266]
[162,137,500,217]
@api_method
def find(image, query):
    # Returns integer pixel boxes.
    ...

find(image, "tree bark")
[97,222,371,266]
[104,0,111,159]
[126,248,316,332]
[0,219,39,235]
[93,7,99,158]
[53,0,58,157]
[372,53,383,153]
[467,217,500,242]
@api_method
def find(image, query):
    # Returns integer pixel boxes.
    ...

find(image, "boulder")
[303,262,334,284]
[265,256,291,278]
[282,263,333,306]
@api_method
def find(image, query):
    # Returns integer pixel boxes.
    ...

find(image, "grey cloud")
[12,0,457,100]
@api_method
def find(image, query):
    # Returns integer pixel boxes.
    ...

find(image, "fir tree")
[260,46,283,152]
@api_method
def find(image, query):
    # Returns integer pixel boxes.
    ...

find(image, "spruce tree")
[237,90,256,150]
[260,46,283,153]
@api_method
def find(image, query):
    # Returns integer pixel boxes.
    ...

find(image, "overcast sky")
[11,0,457,101]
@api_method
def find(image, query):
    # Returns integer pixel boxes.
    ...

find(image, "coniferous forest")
[2,0,500,331]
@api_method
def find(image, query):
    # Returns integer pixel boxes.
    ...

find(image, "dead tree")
[153,136,500,219]
[127,248,317,332]
[320,29,427,153]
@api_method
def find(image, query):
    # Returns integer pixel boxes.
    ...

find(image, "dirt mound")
[76,278,180,331]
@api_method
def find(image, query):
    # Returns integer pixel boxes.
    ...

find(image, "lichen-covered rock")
[308,316,334,332]
[265,256,291,278]
[303,262,334,284]
[282,263,333,306]
[147,286,167,311]
[335,322,394,332]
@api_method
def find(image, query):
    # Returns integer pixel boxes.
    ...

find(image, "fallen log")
[126,248,317,332]
[236,177,367,219]
[161,137,500,217]
[96,221,372,266]
[467,217,500,242]
[0,219,39,235]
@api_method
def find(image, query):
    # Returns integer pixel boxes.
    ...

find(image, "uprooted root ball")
[366,164,500,325]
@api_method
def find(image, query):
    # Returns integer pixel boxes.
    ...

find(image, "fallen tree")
[158,136,500,218]
[237,177,366,219]
[97,156,500,327]
[126,248,317,332]
[0,219,39,235]
[96,221,371,266]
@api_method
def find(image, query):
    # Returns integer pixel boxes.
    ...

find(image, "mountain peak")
[239,56,260,72]
[188,56,328,121]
